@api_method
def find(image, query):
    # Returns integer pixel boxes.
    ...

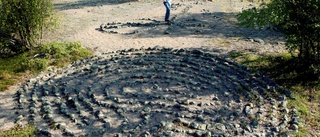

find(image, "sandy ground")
[0,0,287,133]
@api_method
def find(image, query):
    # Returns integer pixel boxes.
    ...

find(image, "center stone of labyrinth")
[15,48,296,137]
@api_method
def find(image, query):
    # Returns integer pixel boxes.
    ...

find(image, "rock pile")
[14,47,297,136]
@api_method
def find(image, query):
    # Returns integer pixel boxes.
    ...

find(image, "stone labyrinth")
[14,48,298,136]
[99,3,197,35]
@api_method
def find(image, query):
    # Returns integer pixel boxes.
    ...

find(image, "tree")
[0,0,56,57]
[237,0,320,64]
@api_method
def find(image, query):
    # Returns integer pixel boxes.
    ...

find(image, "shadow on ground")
[53,0,141,10]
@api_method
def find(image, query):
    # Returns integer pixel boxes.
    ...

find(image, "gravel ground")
[0,0,298,136]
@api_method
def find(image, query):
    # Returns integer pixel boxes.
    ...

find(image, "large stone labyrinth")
[14,48,297,136]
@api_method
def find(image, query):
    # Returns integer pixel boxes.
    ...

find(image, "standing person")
[163,0,172,22]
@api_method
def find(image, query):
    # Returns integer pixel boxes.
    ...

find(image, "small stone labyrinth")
[14,48,297,136]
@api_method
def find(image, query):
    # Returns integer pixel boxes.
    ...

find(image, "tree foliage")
[0,0,56,57]
[237,0,320,64]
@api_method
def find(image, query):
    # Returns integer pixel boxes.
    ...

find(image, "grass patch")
[0,42,93,91]
[0,124,38,137]
[229,51,320,136]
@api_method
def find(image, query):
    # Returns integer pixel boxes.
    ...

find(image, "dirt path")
[0,0,293,136]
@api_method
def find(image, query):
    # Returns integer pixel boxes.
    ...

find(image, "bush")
[22,58,49,73]
[237,0,320,64]
[0,0,56,56]
[39,42,93,67]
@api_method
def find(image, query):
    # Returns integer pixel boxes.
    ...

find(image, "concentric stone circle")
[14,47,297,136]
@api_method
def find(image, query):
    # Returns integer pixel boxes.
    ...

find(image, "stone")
[29,107,37,114]
[143,107,151,113]
[182,120,191,127]
[16,115,24,122]
[196,115,205,122]
[270,99,277,105]
[291,116,299,125]
[215,116,223,123]
[31,94,38,102]
[279,100,287,108]
[271,127,280,132]
[194,130,204,137]
[150,126,158,133]
[58,123,67,130]
[216,123,226,132]
[83,119,91,125]
[254,38,265,44]
[182,99,190,105]
[191,122,199,129]
[281,108,290,114]
[164,131,174,136]
[243,105,252,115]
[203,131,211,137]
[198,124,207,130]
[270,117,278,126]
[44,90,49,96]
[291,108,298,115]
[290,124,299,131]
[251,120,259,128]
[96,111,104,119]
[105,87,110,97]
[244,125,253,132]
[64,129,75,136]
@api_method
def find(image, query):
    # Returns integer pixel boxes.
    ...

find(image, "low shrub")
[0,42,92,91]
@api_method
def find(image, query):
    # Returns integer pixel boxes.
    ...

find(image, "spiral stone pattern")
[14,48,297,136]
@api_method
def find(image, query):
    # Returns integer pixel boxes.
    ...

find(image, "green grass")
[0,124,38,137]
[230,51,320,136]
[0,42,93,91]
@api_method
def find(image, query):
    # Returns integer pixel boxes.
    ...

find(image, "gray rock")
[291,116,299,125]
[150,126,158,132]
[96,111,104,119]
[279,100,287,108]
[182,99,190,105]
[196,115,205,122]
[251,119,259,128]
[244,105,252,115]
[271,127,280,132]
[270,98,277,105]
[16,115,24,122]
[216,123,226,132]
[194,130,204,137]
[105,87,110,97]
[281,108,290,114]
[291,108,298,115]
[164,131,174,136]
[254,38,265,44]
[203,131,211,137]
[290,124,299,131]
[64,129,75,137]
[58,123,66,130]
[191,122,199,129]
[215,116,223,123]
[29,107,37,114]
[198,124,207,130]
[143,107,151,113]
[270,117,278,126]
[244,125,253,132]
